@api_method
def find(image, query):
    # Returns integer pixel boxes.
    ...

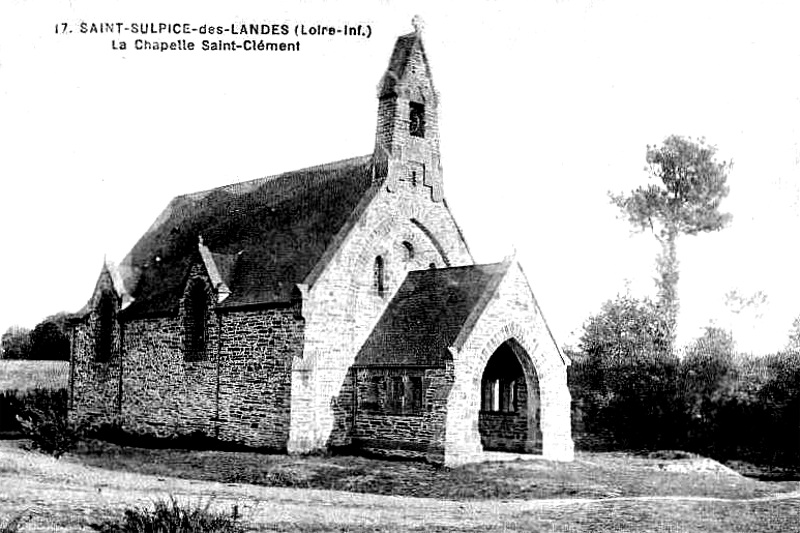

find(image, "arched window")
[184,281,207,361]
[402,241,415,261]
[95,292,114,362]
[373,256,385,297]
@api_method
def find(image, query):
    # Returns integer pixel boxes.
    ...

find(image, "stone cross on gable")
[412,15,425,34]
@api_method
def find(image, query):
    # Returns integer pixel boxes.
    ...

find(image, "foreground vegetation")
[0,438,798,533]
[91,498,245,533]
[0,360,69,439]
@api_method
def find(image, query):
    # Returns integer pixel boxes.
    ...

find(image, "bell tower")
[374,17,444,202]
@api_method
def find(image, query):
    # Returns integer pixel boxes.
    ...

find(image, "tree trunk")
[656,226,679,351]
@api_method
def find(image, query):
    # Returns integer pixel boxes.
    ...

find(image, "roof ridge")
[408,261,504,275]
[449,259,513,352]
[179,153,373,201]
[514,260,570,366]
[303,180,383,287]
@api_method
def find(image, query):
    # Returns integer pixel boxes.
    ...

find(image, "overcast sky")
[2,0,799,355]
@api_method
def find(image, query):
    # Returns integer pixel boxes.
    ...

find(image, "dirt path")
[2,444,799,532]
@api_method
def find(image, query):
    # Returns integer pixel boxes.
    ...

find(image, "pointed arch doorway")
[478,338,542,453]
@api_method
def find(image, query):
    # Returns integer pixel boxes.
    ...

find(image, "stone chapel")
[67,24,574,466]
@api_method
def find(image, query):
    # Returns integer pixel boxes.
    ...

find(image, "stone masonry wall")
[291,181,472,453]
[118,308,300,448]
[71,263,302,450]
[215,306,301,449]
[69,310,122,427]
[118,266,219,439]
[348,366,451,461]
[69,270,122,428]
[119,314,217,438]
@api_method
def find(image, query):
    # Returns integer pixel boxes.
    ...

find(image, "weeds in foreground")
[0,512,32,533]
[3,387,82,459]
[0,388,66,434]
[90,497,246,533]
[17,405,85,459]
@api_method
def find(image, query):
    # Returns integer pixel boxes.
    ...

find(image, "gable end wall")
[290,183,473,452]
[444,263,574,465]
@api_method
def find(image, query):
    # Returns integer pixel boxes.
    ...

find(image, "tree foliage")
[580,294,673,368]
[753,352,800,464]
[572,295,679,450]
[1,326,31,360]
[611,136,732,345]
[571,305,800,466]
[786,315,800,354]
[29,319,70,360]
[676,327,740,451]
[683,326,736,381]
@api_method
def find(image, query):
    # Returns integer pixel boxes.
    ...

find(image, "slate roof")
[120,155,375,317]
[355,263,508,367]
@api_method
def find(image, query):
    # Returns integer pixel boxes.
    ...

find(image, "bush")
[0,512,32,533]
[91,498,245,533]
[28,320,69,361]
[750,352,800,465]
[1,326,31,360]
[0,388,67,434]
[571,295,679,451]
[0,390,26,433]
[15,389,83,458]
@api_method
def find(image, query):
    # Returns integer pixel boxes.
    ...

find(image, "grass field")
[0,360,68,391]
[0,439,798,532]
[72,440,797,501]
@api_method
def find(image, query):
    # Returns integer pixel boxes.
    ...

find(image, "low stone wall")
[479,412,529,452]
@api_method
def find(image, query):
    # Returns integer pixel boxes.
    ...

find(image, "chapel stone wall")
[290,181,472,453]
[348,366,452,462]
[68,269,123,428]
[69,311,122,427]
[71,265,302,450]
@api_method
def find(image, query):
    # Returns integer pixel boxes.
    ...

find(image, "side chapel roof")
[355,262,509,367]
